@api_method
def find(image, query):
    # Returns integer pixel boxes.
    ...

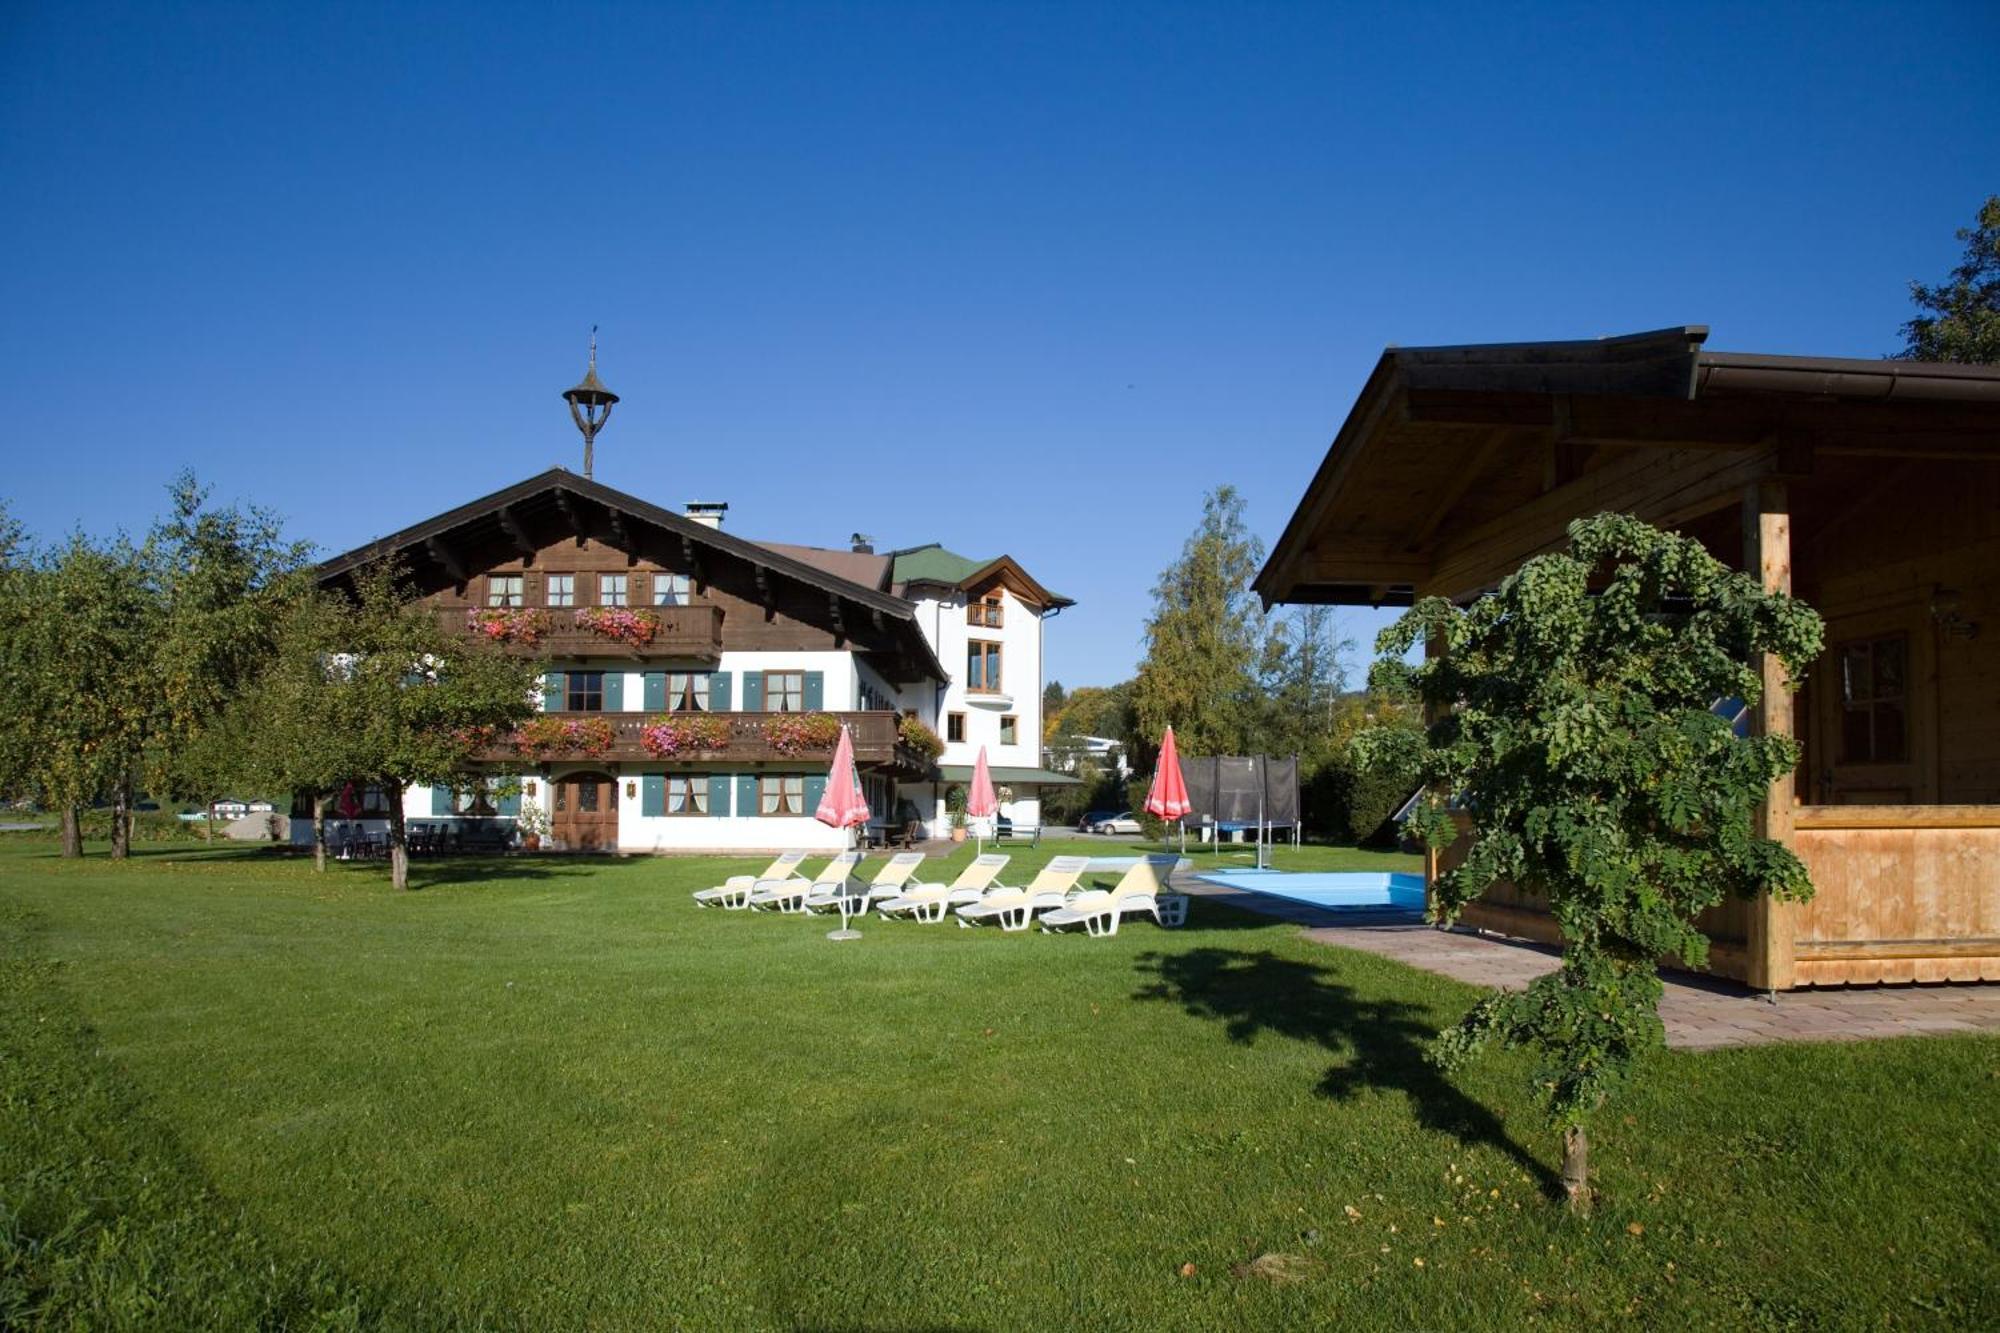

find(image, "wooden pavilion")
[1256,326,2000,988]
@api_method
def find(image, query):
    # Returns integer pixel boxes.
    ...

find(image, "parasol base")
[825,929,862,941]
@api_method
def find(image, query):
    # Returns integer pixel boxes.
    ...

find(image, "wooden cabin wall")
[427,535,848,652]
[1791,817,2000,984]
[1434,817,1755,984]
[1793,464,2000,806]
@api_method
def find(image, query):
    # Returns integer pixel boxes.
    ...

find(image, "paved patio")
[1178,877,2000,1050]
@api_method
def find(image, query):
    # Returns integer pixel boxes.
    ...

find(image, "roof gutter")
[1697,353,2000,404]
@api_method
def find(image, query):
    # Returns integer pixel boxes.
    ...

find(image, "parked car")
[1085,811,1142,835]
[1077,810,1118,831]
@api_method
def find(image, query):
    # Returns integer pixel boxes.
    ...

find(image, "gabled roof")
[1255,326,2000,609]
[889,543,1074,608]
[314,468,947,683]
[754,541,893,592]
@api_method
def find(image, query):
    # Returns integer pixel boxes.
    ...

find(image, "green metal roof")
[890,543,987,586]
[890,543,1071,605]
[935,764,1082,786]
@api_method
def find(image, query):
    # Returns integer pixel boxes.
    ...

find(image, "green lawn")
[2,838,1994,1330]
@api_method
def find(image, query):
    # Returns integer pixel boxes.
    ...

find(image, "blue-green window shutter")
[604,672,625,710]
[497,777,521,817]
[643,672,666,711]
[707,774,730,816]
[641,773,665,817]
[803,672,824,710]
[430,784,452,816]
[803,774,826,813]
[742,672,763,712]
[710,672,731,711]
[543,671,566,711]
[735,774,757,816]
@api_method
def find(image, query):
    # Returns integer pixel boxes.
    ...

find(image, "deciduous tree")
[1358,514,1824,1208]
[1132,486,1266,757]
[1899,195,2000,364]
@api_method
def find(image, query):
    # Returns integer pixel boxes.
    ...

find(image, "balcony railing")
[449,605,725,659]
[471,709,935,774]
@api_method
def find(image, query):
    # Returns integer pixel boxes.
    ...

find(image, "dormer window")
[967,594,1003,628]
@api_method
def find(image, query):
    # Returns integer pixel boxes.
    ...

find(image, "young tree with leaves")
[0,531,155,857]
[291,564,540,890]
[1899,195,2000,364]
[1357,514,1824,1209]
[1132,485,1267,757]
[145,475,313,837]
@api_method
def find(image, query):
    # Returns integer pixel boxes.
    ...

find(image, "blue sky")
[3,2,1995,688]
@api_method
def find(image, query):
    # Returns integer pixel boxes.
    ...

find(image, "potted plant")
[515,799,550,851]
[946,784,968,843]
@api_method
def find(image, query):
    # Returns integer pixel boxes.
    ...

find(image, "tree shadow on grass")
[1133,946,1557,1192]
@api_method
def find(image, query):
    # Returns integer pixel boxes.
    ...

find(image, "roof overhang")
[959,555,1074,610]
[315,469,948,684]
[1255,326,2000,608]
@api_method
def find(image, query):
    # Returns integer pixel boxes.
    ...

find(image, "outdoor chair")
[1039,855,1181,937]
[954,856,1090,931]
[695,851,808,909]
[805,851,924,915]
[877,853,1010,924]
[746,851,861,913]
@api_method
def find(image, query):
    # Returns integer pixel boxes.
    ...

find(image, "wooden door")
[552,771,619,850]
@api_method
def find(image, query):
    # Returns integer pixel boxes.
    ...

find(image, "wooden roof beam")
[496,504,537,560]
[603,505,637,565]
[552,489,587,547]
[1407,428,1517,551]
[424,536,467,586]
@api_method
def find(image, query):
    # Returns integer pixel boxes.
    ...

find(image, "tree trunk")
[1561,1126,1591,1212]
[387,788,409,891]
[204,800,215,842]
[312,793,329,873]
[60,805,83,858]
[110,780,131,860]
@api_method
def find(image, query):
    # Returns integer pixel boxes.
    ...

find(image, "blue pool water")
[1198,869,1427,912]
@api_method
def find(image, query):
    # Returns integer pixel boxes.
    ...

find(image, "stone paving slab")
[1177,877,2000,1050]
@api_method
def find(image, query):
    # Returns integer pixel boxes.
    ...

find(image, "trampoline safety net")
[1179,755,1299,826]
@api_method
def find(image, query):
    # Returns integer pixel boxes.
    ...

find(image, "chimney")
[851,532,875,554]
[684,502,728,530]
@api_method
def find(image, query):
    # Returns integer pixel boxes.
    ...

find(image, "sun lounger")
[953,855,1091,931]
[878,854,1010,923]
[805,851,925,915]
[694,850,809,909]
[1039,855,1180,936]
[746,851,861,913]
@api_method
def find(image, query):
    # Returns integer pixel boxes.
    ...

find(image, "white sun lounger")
[1039,855,1180,936]
[953,855,1091,931]
[877,854,1010,923]
[746,851,861,913]
[694,850,809,910]
[805,851,925,915]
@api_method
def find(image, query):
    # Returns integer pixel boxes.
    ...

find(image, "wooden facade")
[1258,327,2000,988]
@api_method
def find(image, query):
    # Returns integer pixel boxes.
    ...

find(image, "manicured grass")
[2,838,1994,1329]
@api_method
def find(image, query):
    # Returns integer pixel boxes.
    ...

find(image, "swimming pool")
[1197,869,1427,912]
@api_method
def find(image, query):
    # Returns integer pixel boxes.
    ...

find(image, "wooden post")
[1744,481,1796,991]
[1422,625,1444,911]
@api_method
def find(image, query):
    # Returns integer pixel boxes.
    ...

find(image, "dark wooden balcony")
[471,709,936,776]
[448,605,725,660]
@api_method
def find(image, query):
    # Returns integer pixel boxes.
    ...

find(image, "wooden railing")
[447,605,725,659]
[471,709,933,773]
